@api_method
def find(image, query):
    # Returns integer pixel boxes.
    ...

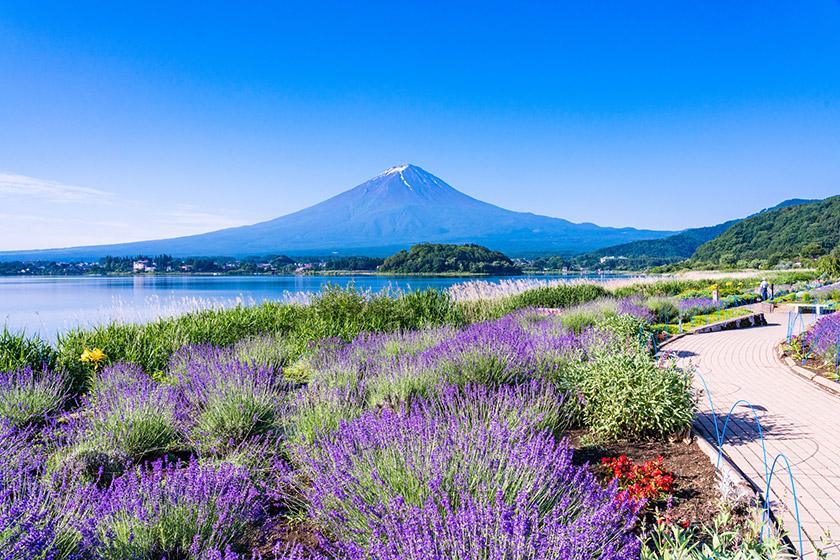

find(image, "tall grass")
[5,284,607,393]
[0,327,57,373]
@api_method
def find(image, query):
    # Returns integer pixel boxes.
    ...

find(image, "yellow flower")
[80,347,107,364]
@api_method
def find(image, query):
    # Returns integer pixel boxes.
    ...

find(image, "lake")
[0,274,627,340]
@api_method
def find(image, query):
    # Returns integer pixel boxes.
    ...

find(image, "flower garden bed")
[570,430,722,527]
[783,311,840,385]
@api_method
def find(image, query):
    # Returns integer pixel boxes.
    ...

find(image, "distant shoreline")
[0,269,637,279]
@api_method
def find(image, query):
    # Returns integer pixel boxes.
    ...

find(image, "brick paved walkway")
[666,310,839,558]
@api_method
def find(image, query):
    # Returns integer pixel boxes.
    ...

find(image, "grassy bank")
[1,283,609,391]
[0,271,822,392]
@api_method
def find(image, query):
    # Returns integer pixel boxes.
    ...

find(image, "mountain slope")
[580,221,738,264]
[0,164,673,260]
[575,198,819,268]
[693,196,840,263]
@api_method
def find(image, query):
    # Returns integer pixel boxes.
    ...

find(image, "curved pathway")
[666,310,838,558]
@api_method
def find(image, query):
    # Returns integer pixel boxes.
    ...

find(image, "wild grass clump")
[508,283,609,309]
[53,287,459,387]
[613,279,715,298]
[455,283,610,323]
[55,302,304,392]
[0,367,67,427]
[0,327,56,373]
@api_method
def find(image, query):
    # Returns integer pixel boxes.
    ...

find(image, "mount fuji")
[1,164,673,259]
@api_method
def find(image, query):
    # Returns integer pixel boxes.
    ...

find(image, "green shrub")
[613,280,711,298]
[646,297,679,324]
[509,284,609,309]
[579,348,694,441]
[595,313,649,342]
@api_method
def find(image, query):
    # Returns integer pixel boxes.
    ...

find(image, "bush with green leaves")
[577,347,694,441]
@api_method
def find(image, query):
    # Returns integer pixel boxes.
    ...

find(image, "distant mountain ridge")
[693,196,839,263]
[0,164,674,260]
[578,198,819,267]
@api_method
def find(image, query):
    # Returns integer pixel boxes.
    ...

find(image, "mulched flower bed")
[570,430,722,527]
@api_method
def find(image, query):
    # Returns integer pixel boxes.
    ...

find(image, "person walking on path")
[759,278,769,301]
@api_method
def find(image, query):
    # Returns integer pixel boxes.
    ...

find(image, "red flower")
[602,455,675,507]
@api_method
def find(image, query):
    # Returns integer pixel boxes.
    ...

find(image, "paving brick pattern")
[666,311,838,558]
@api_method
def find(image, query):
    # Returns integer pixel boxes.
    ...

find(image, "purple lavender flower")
[56,363,184,473]
[676,297,724,318]
[324,490,640,560]
[173,347,289,456]
[82,458,264,559]
[298,388,637,549]
[0,366,67,427]
[617,297,655,323]
[0,423,96,559]
[804,312,840,362]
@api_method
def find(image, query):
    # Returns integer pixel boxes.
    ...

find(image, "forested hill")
[574,198,819,269]
[692,196,840,264]
[379,243,521,275]
[576,221,737,268]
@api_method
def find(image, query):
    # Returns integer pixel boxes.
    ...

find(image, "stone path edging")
[779,354,840,397]
[659,312,767,348]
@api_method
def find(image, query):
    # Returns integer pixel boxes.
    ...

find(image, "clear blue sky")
[1,1,839,250]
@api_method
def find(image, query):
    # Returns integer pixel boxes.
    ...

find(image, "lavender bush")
[0,367,67,428]
[676,297,724,319]
[298,387,630,545]
[173,346,289,456]
[83,459,264,560]
[617,297,655,323]
[803,312,840,367]
[326,490,640,560]
[0,423,96,560]
[52,364,184,476]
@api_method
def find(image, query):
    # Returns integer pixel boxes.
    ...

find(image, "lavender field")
[0,280,801,559]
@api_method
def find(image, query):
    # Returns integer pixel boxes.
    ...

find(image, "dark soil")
[250,515,324,557]
[569,429,722,526]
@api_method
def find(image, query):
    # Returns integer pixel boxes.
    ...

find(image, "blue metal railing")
[691,368,805,558]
